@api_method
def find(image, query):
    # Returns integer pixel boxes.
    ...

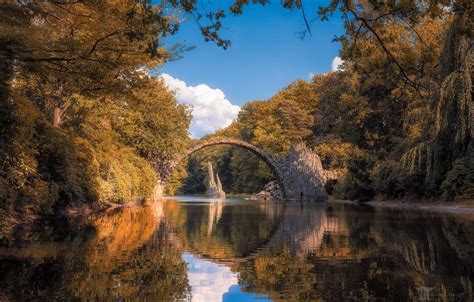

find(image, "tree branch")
[87,31,119,56]
[299,1,312,36]
[349,22,363,58]
[343,3,418,88]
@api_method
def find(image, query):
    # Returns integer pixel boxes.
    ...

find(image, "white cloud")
[308,72,315,80]
[331,56,344,71]
[160,73,240,138]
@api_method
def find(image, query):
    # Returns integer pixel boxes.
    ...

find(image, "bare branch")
[348,22,363,58]
[87,31,119,56]
[300,1,312,36]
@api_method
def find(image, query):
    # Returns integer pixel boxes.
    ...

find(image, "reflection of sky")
[183,252,271,302]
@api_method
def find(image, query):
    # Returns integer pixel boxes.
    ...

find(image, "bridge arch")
[161,138,285,196]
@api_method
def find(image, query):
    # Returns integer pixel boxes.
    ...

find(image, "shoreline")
[4,197,473,232]
[65,199,150,217]
[365,200,474,216]
[1,199,154,237]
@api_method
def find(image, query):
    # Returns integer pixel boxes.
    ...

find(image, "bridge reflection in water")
[0,196,473,301]
[165,197,342,263]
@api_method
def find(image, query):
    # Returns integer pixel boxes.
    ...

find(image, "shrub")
[334,151,375,201]
[441,158,474,201]
[1,95,101,216]
[94,143,156,203]
[37,124,101,209]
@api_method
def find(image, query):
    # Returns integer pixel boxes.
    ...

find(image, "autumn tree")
[1,0,179,126]
[0,1,193,219]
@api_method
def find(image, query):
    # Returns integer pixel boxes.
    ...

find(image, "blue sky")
[157,1,345,137]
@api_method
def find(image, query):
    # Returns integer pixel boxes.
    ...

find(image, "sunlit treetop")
[2,0,465,88]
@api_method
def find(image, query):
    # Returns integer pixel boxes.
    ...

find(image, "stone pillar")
[283,142,328,202]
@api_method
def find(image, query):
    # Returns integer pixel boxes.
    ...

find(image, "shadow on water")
[0,196,473,301]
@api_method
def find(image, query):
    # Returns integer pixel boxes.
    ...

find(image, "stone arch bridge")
[157,137,339,201]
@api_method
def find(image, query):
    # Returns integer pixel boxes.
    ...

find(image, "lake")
[0,196,473,301]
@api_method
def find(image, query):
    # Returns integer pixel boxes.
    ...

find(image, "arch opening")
[164,138,285,197]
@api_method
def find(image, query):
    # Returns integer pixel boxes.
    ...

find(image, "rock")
[250,181,283,200]
[205,162,226,199]
[283,142,328,202]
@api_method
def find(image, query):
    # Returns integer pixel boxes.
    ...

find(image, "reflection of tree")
[0,202,190,300]
[365,209,474,300]
[239,248,321,301]
[1,202,472,301]
[237,205,474,301]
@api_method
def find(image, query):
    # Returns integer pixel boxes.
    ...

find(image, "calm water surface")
[0,196,473,301]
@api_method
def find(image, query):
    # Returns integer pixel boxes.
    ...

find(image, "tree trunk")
[52,97,71,128]
[0,48,13,103]
[53,105,62,127]
[152,182,164,201]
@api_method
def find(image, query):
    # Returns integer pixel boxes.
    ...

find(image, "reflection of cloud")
[183,253,238,302]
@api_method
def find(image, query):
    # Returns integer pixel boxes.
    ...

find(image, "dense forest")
[176,0,473,202]
[0,1,191,229]
[0,0,472,228]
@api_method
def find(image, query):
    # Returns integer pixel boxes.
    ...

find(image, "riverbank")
[365,200,474,216]
[4,196,474,237]
[326,198,474,216]
[65,198,152,217]
[0,199,154,238]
